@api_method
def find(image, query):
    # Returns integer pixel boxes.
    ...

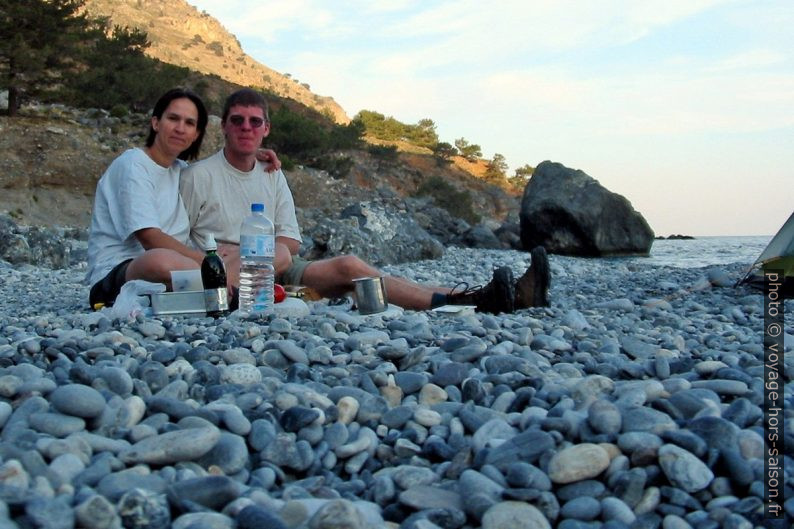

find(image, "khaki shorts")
[278,256,311,286]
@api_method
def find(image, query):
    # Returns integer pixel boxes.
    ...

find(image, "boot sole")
[530,247,550,307]
[494,266,516,314]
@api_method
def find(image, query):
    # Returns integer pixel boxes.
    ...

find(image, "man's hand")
[256,148,282,172]
[217,242,240,260]
[217,244,240,291]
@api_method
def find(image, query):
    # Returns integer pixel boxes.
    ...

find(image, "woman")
[86,88,208,308]
[85,88,279,308]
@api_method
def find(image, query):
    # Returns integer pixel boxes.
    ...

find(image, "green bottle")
[201,233,229,317]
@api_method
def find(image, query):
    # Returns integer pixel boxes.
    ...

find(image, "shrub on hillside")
[455,138,482,162]
[355,110,439,150]
[415,175,480,225]
[268,106,328,157]
[330,118,365,150]
[432,142,457,166]
[267,106,364,162]
[368,144,399,161]
[278,154,297,171]
[109,104,128,118]
[313,154,354,179]
[483,153,510,185]
[207,41,224,56]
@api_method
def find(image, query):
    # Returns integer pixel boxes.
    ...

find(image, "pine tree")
[509,163,535,190]
[484,153,509,182]
[0,0,95,115]
[455,137,483,162]
[431,141,457,165]
[65,24,160,111]
[408,118,439,149]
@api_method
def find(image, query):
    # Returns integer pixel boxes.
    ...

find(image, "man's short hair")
[222,88,269,123]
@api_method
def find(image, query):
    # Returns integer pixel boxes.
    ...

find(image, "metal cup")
[353,276,388,315]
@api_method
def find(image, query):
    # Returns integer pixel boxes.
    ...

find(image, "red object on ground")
[274,283,286,303]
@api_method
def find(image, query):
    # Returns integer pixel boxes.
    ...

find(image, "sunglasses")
[228,115,267,128]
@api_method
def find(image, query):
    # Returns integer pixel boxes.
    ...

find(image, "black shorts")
[89,259,132,309]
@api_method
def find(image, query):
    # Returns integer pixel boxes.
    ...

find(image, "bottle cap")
[251,203,265,213]
[205,233,218,251]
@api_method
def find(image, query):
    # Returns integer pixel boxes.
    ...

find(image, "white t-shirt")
[179,149,302,250]
[85,148,190,286]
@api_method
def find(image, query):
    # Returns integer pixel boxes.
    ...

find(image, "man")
[180,88,550,313]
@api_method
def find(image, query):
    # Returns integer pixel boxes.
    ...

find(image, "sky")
[188,0,793,236]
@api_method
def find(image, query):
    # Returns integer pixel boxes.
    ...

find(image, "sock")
[430,292,448,308]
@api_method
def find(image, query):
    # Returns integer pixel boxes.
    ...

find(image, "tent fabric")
[754,212,794,271]
[740,212,794,296]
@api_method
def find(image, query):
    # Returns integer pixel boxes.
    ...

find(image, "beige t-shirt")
[180,149,302,250]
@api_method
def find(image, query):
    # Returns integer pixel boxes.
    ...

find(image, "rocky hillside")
[0,1,522,260]
[82,0,348,123]
[0,105,518,238]
[0,104,523,271]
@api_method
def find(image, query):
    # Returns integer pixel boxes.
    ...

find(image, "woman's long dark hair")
[145,88,208,161]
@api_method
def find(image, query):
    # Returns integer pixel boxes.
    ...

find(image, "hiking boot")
[515,246,551,308]
[447,266,515,314]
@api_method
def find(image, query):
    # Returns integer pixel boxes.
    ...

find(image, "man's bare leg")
[300,255,450,311]
[382,276,452,310]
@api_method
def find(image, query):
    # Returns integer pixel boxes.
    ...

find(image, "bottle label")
[204,287,229,313]
[240,234,275,258]
[252,287,272,313]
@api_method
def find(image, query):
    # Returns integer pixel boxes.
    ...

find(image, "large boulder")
[494,220,522,250]
[454,223,503,250]
[0,215,73,269]
[519,161,654,256]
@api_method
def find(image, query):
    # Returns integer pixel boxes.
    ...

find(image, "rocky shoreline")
[0,246,792,528]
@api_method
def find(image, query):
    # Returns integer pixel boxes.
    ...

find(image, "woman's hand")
[256,148,282,172]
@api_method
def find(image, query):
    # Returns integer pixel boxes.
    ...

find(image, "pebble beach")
[0,246,791,529]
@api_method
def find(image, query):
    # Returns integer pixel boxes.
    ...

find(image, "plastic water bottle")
[239,203,275,316]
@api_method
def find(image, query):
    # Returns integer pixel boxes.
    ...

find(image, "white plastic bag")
[108,280,166,319]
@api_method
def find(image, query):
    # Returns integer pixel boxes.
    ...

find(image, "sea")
[624,235,772,269]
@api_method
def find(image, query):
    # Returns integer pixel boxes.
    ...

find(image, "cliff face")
[82,0,348,123]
